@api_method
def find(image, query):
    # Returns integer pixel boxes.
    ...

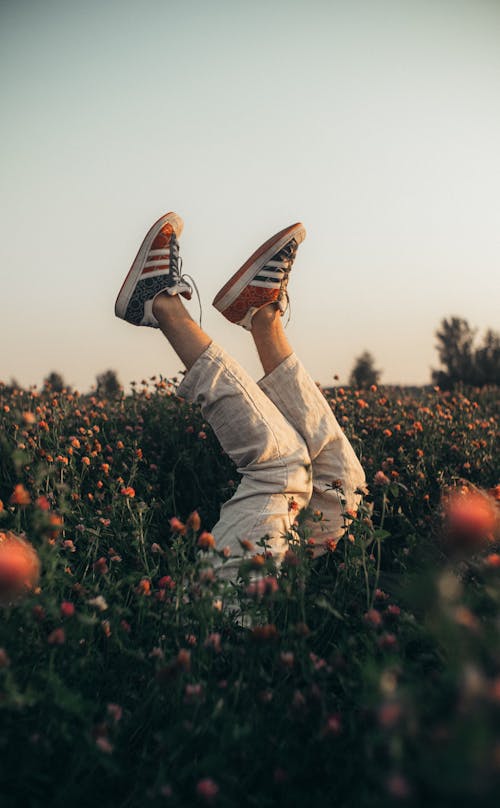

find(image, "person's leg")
[153,294,313,580]
[251,305,366,554]
[211,219,366,556]
[115,212,313,583]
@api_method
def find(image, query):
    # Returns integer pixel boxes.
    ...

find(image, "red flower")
[60,601,75,618]
[35,495,51,511]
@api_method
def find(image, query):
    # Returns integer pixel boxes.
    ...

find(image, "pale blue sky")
[1,0,499,389]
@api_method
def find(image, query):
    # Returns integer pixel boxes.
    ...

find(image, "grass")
[0,378,499,807]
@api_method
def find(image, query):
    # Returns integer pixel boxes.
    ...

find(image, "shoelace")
[272,240,298,326]
[170,236,203,327]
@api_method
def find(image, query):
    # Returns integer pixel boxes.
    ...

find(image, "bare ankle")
[251,302,280,330]
[152,291,180,320]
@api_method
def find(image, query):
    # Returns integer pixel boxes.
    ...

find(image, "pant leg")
[258,353,366,553]
[176,343,313,580]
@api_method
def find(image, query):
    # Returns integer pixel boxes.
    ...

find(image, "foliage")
[432,316,500,389]
[0,377,499,808]
[96,369,122,399]
[43,371,67,393]
[348,351,381,389]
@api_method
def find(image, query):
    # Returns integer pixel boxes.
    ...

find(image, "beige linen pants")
[177,342,366,580]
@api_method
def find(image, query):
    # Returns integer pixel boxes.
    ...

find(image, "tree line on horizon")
[349,316,500,389]
[4,317,500,395]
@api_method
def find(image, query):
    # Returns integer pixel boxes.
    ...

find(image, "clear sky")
[1,0,499,390]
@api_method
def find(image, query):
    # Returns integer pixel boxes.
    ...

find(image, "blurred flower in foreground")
[442,485,499,553]
[0,531,40,606]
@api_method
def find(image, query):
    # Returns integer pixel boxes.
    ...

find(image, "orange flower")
[82,456,90,466]
[136,578,151,596]
[0,531,41,605]
[489,485,500,502]
[443,486,499,551]
[169,517,186,534]
[250,553,266,568]
[47,513,64,540]
[252,623,279,641]
[186,510,201,531]
[197,531,216,550]
[120,486,135,498]
[177,648,191,671]
[9,484,31,506]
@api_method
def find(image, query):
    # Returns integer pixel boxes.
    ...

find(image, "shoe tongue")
[273,239,296,263]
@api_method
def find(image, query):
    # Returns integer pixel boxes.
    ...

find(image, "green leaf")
[315,597,344,619]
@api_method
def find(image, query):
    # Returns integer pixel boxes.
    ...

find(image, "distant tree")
[44,371,66,393]
[349,351,381,388]
[96,369,122,398]
[474,329,500,387]
[432,317,500,388]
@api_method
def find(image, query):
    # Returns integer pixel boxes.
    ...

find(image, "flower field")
[0,378,499,807]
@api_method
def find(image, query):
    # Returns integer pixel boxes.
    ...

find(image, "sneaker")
[114,212,192,328]
[212,222,306,330]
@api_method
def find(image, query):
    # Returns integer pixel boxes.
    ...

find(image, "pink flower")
[280,651,294,668]
[204,632,222,653]
[47,627,66,645]
[374,470,390,486]
[364,608,383,628]
[95,736,114,754]
[324,713,342,736]
[196,777,219,802]
[107,703,123,722]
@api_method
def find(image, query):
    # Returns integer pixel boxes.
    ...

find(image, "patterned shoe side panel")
[125,275,177,326]
[221,285,279,324]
